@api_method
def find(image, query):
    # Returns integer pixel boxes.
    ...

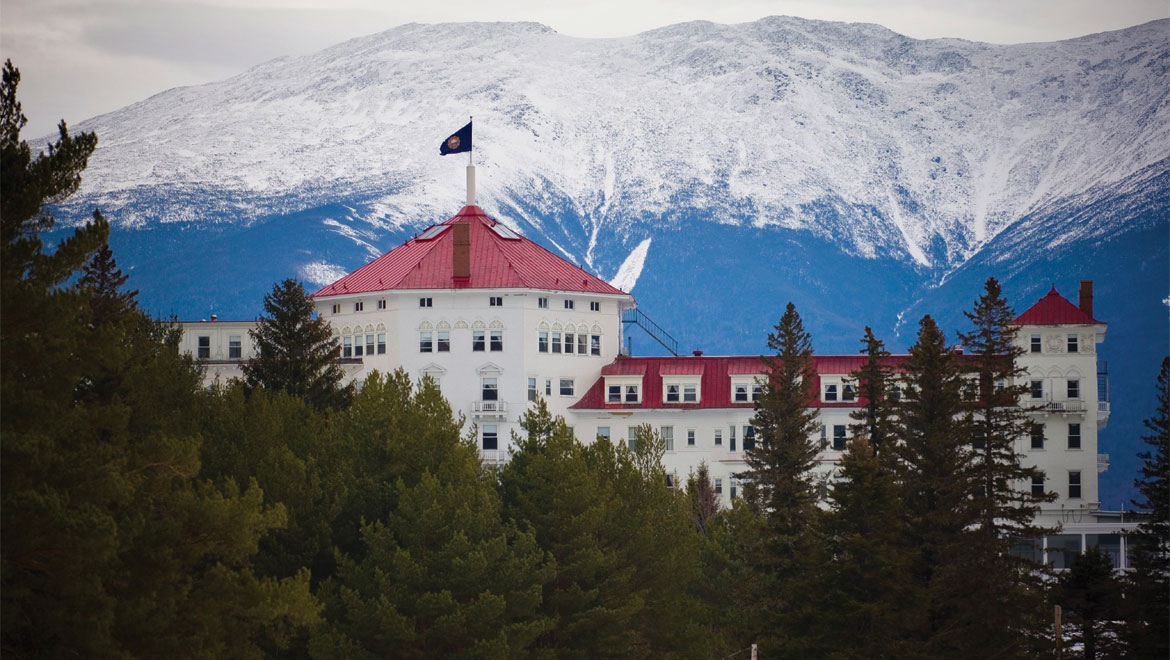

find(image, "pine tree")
[807,435,926,659]
[1056,548,1125,660]
[849,326,898,455]
[954,277,1053,655]
[1124,356,1169,657]
[79,240,138,326]
[685,462,721,535]
[891,315,979,656]
[739,302,823,653]
[243,278,352,411]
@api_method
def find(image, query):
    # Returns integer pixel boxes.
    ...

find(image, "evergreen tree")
[311,372,551,658]
[739,302,823,653]
[244,278,352,411]
[685,462,721,535]
[1056,548,1125,660]
[79,241,138,326]
[1124,356,1169,657]
[1,64,320,657]
[954,277,1053,654]
[806,435,926,659]
[849,326,898,455]
[891,315,979,656]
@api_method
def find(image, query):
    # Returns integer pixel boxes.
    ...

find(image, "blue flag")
[440,121,472,155]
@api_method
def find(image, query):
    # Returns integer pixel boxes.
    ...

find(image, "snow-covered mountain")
[46,17,1169,508]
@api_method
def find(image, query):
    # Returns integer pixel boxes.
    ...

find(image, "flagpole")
[469,115,473,167]
[466,115,475,206]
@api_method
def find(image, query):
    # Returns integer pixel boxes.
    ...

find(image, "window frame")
[559,378,575,396]
[1030,423,1045,450]
[1067,379,1080,399]
[528,377,538,402]
[472,330,485,352]
[590,301,600,312]
[1068,423,1081,450]
[1067,333,1078,353]
[481,377,498,401]
[1031,475,1045,496]
[1030,380,1044,399]
[228,335,241,359]
[354,301,363,312]
[489,296,503,307]
[564,299,574,310]
[420,331,433,353]
[832,425,847,451]
[482,424,498,450]
[490,329,503,352]
[1030,334,1042,353]
[437,330,450,352]
[538,331,549,353]
[197,335,210,359]
[419,297,432,308]
[1069,471,1082,499]
[538,297,548,309]
[590,334,601,356]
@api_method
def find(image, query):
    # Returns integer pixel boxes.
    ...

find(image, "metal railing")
[1041,400,1085,413]
[480,449,510,465]
[622,307,679,356]
[471,400,507,414]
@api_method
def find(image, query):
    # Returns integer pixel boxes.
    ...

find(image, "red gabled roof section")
[1012,286,1103,326]
[571,354,908,411]
[312,205,627,297]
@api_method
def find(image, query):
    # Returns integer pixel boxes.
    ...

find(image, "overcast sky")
[2,0,1167,137]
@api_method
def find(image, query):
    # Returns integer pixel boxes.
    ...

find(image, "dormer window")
[824,384,838,402]
[663,376,701,404]
[625,385,639,403]
[842,384,856,402]
[608,385,621,403]
[666,384,680,402]
[735,385,748,402]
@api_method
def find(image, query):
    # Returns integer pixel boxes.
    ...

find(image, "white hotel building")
[179,201,1134,569]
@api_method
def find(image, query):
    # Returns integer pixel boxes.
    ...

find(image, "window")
[824,384,838,402]
[564,333,575,354]
[1069,471,1082,499]
[1068,423,1081,450]
[666,384,680,402]
[752,384,763,402]
[342,336,352,358]
[1032,475,1045,496]
[729,425,737,451]
[365,334,374,356]
[479,378,498,401]
[437,330,450,352]
[687,429,696,446]
[228,335,241,359]
[624,385,639,403]
[1030,424,1044,450]
[528,377,538,402]
[377,333,386,354]
[734,385,749,403]
[577,334,587,355]
[972,427,986,450]
[627,426,638,451]
[331,304,341,314]
[354,335,364,357]
[197,336,210,359]
[833,425,847,450]
[354,301,363,312]
[714,478,723,494]
[608,385,621,403]
[545,379,552,396]
[730,479,738,500]
[590,301,600,312]
[420,297,432,307]
[538,297,548,309]
[1067,334,1078,353]
[551,332,562,354]
[473,330,485,351]
[1067,379,1080,399]
[420,331,433,352]
[490,330,503,351]
[489,296,503,307]
[538,330,550,353]
[482,424,498,450]
[842,384,856,402]
[665,474,675,488]
[597,426,610,440]
[714,429,723,446]
[560,379,574,396]
[1030,380,1044,399]
[591,335,601,356]
[564,300,574,310]
[743,426,756,451]
[661,426,674,451]
[684,385,698,403]
[377,299,387,310]
[1030,334,1041,353]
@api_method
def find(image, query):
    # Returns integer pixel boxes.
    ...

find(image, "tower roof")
[313,205,627,297]
[1012,285,1103,326]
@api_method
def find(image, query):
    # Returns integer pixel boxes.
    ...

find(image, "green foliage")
[499,404,711,658]
[1124,356,1169,657]
[1056,548,1125,660]
[311,372,550,658]
[849,326,898,455]
[244,278,352,411]
[1,63,320,658]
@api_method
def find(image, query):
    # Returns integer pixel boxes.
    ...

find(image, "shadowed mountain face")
[44,17,1169,508]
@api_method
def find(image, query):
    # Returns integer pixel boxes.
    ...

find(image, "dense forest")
[2,60,1167,659]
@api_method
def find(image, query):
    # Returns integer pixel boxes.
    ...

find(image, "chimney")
[692,350,704,357]
[453,222,471,279]
[1079,280,1093,319]
[466,165,476,206]
[210,314,217,322]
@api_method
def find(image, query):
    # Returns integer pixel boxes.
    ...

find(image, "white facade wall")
[178,320,255,384]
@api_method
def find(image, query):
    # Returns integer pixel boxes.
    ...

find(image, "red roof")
[1013,286,1103,326]
[571,354,907,411]
[313,206,627,297]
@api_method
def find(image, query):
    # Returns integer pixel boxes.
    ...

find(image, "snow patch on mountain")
[610,238,652,293]
[299,261,349,286]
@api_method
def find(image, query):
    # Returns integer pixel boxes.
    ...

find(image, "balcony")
[1098,400,1111,430]
[1097,453,1110,474]
[480,449,510,466]
[471,400,507,419]
[1035,399,1086,415]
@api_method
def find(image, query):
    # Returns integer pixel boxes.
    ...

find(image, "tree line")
[2,60,1167,658]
